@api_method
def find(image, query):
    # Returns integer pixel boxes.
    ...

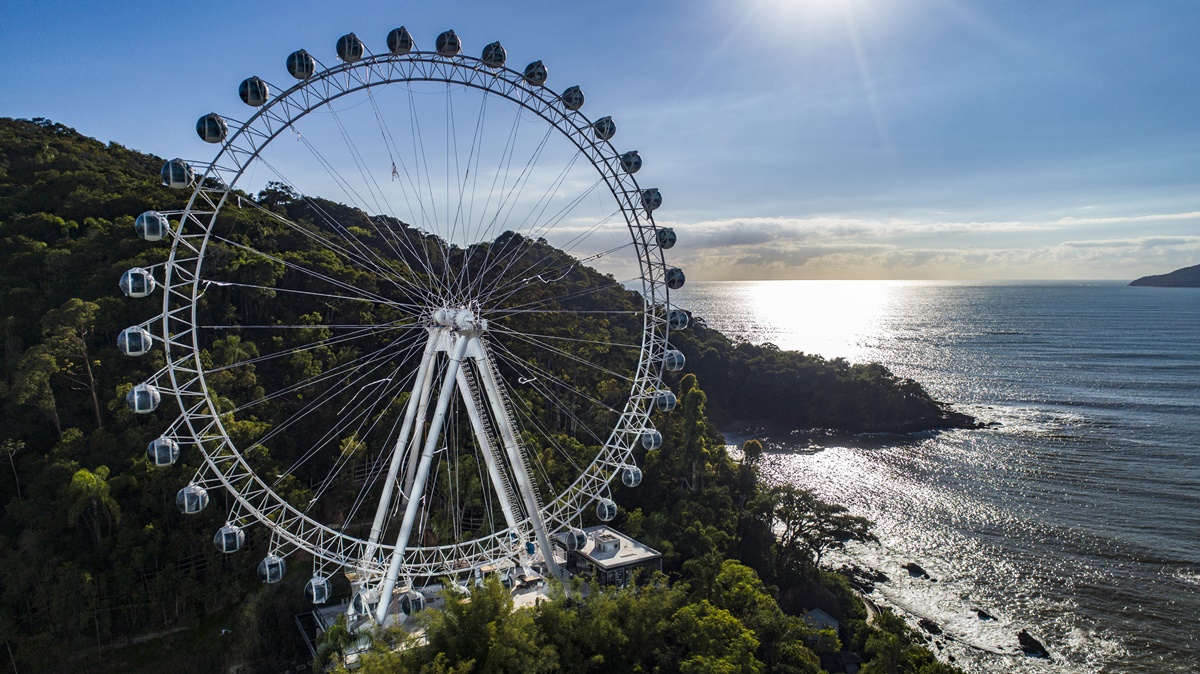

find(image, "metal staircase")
[481,339,546,515]
[460,363,526,524]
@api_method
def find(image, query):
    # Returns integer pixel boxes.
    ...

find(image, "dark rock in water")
[888,408,986,433]
[919,618,943,635]
[976,608,995,621]
[1129,263,1200,288]
[1018,630,1051,658]
[837,563,891,592]
[948,654,956,663]
[903,562,931,579]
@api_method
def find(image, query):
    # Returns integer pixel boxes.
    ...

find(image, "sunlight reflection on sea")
[672,281,1200,674]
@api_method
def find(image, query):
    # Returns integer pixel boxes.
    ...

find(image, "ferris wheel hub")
[431,307,484,331]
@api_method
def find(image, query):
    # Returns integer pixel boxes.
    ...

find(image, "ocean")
[670,280,1200,673]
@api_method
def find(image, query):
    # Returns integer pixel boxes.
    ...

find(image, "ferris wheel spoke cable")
[284,136,418,279]
[258,152,441,301]
[364,91,444,294]
[487,276,643,317]
[228,327,421,426]
[210,234,398,306]
[494,374,576,499]
[306,366,415,513]
[324,101,437,299]
[484,240,634,311]
[459,103,525,297]
[461,124,554,301]
[502,376,591,480]
[501,329,641,351]
[306,396,396,506]
[202,321,410,375]
[491,213,628,299]
[449,85,503,307]
[266,333,428,486]
[235,193,429,301]
[200,278,416,310]
[359,354,455,539]
[488,339,620,416]
[365,85,421,221]
[229,349,417,465]
[327,101,392,222]
[494,328,633,383]
[505,154,591,250]
[202,322,423,331]
[489,349,622,449]
[466,127,555,299]
[470,156,593,304]
[339,367,429,532]
[454,88,491,293]
[260,137,434,301]
[493,308,641,316]
[479,193,619,304]
[403,81,450,297]
[474,142,584,280]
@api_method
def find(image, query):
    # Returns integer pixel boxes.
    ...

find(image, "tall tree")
[768,484,875,574]
[668,600,763,674]
[1,439,22,499]
[12,345,62,436]
[41,298,104,429]
[679,373,714,491]
[66,465,121,546]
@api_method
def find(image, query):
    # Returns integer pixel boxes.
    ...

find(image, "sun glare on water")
[676,280,925,362]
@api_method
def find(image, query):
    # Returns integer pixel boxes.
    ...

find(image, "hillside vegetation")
[0,117,963,673]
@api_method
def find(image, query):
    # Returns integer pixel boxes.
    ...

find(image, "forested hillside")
[0,117,964,673]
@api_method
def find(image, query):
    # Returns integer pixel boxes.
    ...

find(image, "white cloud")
[653,212,1200,280]
[1052,212,1200,226]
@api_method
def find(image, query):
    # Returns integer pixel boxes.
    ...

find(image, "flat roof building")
[564,525,662,587]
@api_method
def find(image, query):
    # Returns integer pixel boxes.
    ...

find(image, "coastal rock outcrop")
[1018,629,1051,658]
[903,562,932,579]
[837,563,890,592]
[1129,263,1200,287]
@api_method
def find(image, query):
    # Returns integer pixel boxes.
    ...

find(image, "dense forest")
[0,117,965,673]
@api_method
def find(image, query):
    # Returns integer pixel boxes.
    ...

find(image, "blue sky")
[3,0,1198,280]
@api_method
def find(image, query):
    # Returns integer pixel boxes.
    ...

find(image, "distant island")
[1129,264,1200,287]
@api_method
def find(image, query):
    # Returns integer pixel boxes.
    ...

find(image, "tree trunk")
[50,397,62,438]
[5,452,19,500]
[82,352,103,430]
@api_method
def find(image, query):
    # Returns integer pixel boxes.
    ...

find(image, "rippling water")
[671,281,1200,673]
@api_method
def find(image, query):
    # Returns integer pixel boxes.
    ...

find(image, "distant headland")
[1129,264,1200,287]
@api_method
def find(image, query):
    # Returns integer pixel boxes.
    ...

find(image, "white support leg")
[472,343,563,578]
[362,331,437,564]
[455,366,523,532]
[402,340,439,503]
[375,331,470,624]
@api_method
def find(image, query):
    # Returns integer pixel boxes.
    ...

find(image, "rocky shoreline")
[837,561,1053,662]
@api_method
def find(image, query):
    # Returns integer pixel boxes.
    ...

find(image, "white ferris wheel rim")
[156,44,674,578]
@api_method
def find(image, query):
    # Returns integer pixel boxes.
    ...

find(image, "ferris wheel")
[119,27,688,625]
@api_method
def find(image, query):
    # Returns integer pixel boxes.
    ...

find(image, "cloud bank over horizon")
[659,211,1200,281]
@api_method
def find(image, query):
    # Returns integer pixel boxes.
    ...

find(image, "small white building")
[564,525,662,587]
[802,607,841,633]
